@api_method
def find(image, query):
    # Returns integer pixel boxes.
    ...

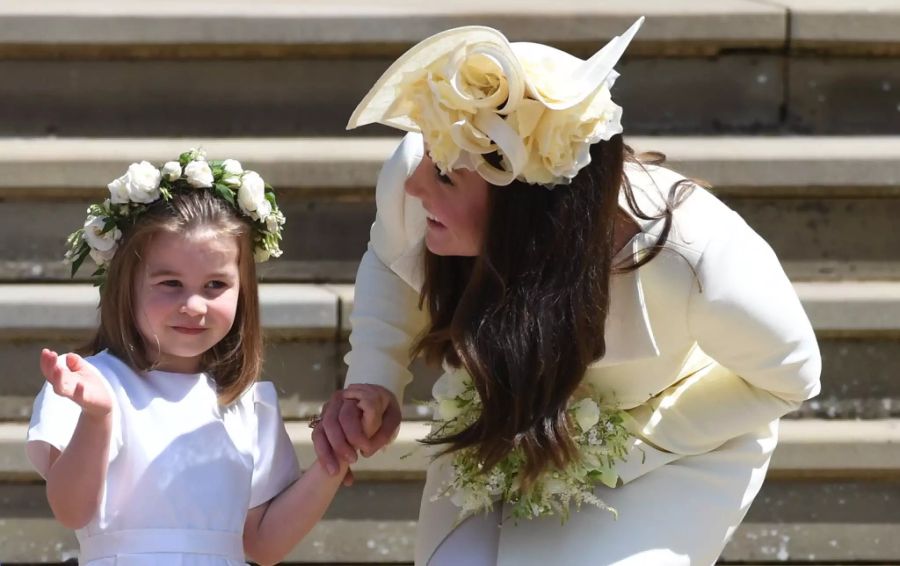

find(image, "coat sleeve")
[343,133,430,401]
[626,211,822,458]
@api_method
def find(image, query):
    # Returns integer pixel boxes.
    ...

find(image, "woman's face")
[404,151,490,257]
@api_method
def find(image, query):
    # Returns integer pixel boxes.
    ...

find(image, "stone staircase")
[1,1,898,564]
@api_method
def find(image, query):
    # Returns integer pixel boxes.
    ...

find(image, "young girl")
[26,150,382,565]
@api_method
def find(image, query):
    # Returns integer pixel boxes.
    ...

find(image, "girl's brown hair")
[415,135,694,484]
[83,189,262,405]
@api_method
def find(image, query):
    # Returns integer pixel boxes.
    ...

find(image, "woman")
[312,19,821,566]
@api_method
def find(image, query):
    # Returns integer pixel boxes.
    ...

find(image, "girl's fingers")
[39,349,58,381]
[72,381,85,405]
[65,352,85,373]
[311,426,340,476]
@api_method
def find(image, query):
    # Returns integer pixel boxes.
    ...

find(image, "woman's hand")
[311,384,401,480]
[342,384,395,439]
[40,349,111,419]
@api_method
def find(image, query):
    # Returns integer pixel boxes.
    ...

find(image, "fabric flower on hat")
[348,18,643,187]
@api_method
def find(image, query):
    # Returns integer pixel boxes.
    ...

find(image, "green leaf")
[214,183,236,206]
[71,247,90,278]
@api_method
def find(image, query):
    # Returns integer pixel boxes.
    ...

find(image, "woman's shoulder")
[623,160,744,264]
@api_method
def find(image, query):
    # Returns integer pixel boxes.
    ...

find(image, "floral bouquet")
[425,368,632,524]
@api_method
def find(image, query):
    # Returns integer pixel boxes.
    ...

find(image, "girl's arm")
[242,459,348,566]
[243,393,383,565]
[39,349,114,529]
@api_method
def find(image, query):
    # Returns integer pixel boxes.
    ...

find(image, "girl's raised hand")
[40,349,112,418]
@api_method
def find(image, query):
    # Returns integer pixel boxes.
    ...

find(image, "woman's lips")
[426,217,446,229]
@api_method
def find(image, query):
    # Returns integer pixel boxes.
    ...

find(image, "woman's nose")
[404,158,431,200]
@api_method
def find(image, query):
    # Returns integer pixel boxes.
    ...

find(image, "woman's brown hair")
[415,135,694,484]
[82,189,262,405]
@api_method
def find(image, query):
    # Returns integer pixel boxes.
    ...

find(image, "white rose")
[107,174,130,204]
[123,161,162,204]
[184,160,214,188]
[161,161,182,182]
[82,215,121,264]
[237,171,267,217]
[572,398,601,432]
[222,159,243,188]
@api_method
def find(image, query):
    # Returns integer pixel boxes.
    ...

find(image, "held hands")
[311,384,401,481]
[40,349,112,419]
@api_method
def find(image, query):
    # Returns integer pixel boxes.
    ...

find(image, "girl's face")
[134,229,241,373]
[404,151,490,257]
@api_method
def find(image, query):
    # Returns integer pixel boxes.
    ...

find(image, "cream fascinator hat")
[347,18,644,187]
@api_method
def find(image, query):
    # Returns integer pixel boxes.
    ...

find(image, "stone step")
[2,136,899,283]
[3,0,897,56]
[0,3,897,136]
[4,517,898,564]
[4,137,899,197]
[0,1,790,57]
[0,282,899,421]
[3,419,898,482]
[0,420,898,563]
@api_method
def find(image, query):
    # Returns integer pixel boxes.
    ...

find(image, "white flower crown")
[348,18,644,187]
[65,148,285,285]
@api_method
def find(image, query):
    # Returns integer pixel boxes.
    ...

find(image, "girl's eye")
[206,280,227,290]
[434,165,454,186]
[159,280,181,288]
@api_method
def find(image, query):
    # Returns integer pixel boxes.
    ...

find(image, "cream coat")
[343,133,821,565]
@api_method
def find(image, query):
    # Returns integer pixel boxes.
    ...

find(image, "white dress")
[26,350,300,565]
[343,133,822,565]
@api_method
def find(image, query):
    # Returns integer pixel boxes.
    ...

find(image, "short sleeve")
[248,382,301,509]
[26,354,123,479]
[26,381,83,479]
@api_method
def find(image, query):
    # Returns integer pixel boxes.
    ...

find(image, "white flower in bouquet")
[107,175,131,204]
[265,209,286,233]
[122,161,162,204]
[161,161,182,182]
[184,160,214,188]
[572,398,601,432]
[254,247,271,262]
[82,215,121,265]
